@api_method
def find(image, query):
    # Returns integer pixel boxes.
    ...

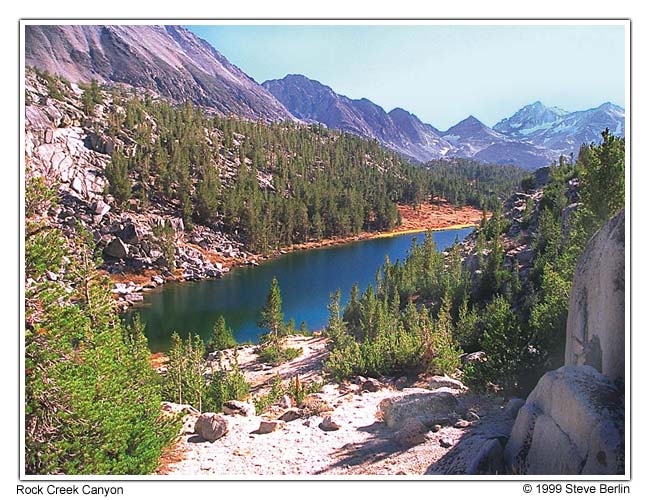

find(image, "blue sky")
[187,24,625,130]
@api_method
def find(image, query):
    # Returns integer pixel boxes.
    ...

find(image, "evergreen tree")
[258,277,285,345]
[25,191,176,473]
[105,150,131,206]
[578,129,625,224]
[162,332,207,411]
[429,294,462,375]
[207,316,237,352]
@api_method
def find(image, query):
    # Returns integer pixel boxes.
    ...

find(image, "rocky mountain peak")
[263,74,451,162]
[25,25,626,170]
[447,115,487,132]
[25,24,294,121]
[596,101,624,115]
[493,101,567,136]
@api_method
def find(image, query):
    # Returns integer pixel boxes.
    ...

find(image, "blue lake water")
[127,228,473,352]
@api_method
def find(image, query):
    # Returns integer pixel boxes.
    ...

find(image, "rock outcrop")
[504,365,624,475]
[565,209,625,388]
[378,390,459,429]
[24,68,253,304]
[504,210,625,475]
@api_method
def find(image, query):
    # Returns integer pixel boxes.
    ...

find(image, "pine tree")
[105,150,131,206]
[578,129,625,224]
[257,276,285,346]
[429,294,462,376]
[207,316,237,352]
[162,332,207,411]
[25,202,176,474]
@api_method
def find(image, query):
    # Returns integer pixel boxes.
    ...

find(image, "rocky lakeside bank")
[109,207,482,314]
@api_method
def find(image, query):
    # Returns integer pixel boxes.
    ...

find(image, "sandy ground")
[156,336,514,477]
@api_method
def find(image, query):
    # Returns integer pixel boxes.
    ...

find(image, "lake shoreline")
[115,203,482,353]
[267,202,484,256]
[262,221,479,259]
[111,202,483,289]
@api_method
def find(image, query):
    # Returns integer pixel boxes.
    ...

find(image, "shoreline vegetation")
[113,201,486,292]
[276,202,485,251]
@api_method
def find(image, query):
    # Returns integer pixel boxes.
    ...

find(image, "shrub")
[462,296,525,394]
[207,358,250,412]
[253,374,285,414]
[257,344,301,365]
[288,376,307,406]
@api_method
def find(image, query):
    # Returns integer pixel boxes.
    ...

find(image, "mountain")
[442,115,507,157]
[25,25,625,169]
[440,114,558,169]
[521,102,625,155]
[24,25,294,121]
[265,74,624,170]
[263,74,453,162]
[493,101,568,137]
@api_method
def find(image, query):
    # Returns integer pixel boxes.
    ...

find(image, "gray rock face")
[378,391,459,429]
[565,209,625,387]
[25,25,294,122]
[194,413,228,442]
[466,439,504,475]
[503,398,526,419]
[393,417,430,447]
[505,211,626,476]
[504,365,624,475]
[25,125,108,201]
[104,237,129,259]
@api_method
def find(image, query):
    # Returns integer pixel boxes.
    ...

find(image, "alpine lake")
[125,227,474,352]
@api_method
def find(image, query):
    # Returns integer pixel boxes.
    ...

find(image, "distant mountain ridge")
[265,75,625,169]
[24,25,625,170]
[262,74,454,162]
[493,101,568,137]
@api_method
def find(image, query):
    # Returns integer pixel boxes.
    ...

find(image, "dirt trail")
[157,336,514,476]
